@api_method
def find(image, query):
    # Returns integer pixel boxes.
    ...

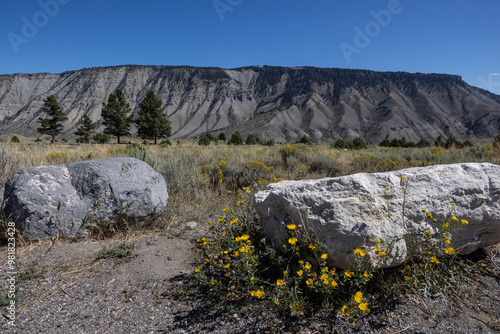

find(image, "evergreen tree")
[37,95,68,144]
[218,132,226,142]
[101,89,133,144]
[228,132,244,145]
[136,90,171,144]
[74,114,97,144]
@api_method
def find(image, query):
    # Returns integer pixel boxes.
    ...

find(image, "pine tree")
[101,89,133,144]
[37,95,68,144]
[136,90,171,144]
[74,114,97,144]
[228,132,244,145]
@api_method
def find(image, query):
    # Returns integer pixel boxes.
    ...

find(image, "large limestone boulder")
[254,163,500,269]
[1,157,168,240]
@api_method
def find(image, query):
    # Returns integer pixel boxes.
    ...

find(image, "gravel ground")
[1,228,500,334]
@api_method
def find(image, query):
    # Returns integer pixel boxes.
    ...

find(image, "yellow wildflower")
[427,212,432,218]
[297,270,304,277]
[250,277,254,281]
[286,224,297,230]
[445,247,455,255]
[283,270,288,275]
[330,279,338,288]
[461,220,468,225]
[354,249,366,257]
[375,238,381,243]
[308,243,318,250]
[354,291,363,303]
[306,278,313,285]
[452,216,459,221]
[321,253,328,260]
[305,263,312,270]
[363,271,370,278]
[344,270,353,278]
[359,303,370,313]
[236,200,244,205]
[195,268,201,273]
[404,276,410,281]
[422,208,426,212]
[430,256,439,264]
[276,279,284,286]
[223,207,230,212]
[342,305,349,316]
[401,175,407,180]
[379,251,387,257]
[251,289,264,299]
[230,218,237,225]
[288,237,298,245]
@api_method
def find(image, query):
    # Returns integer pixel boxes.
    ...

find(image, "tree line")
[36,89,171,144]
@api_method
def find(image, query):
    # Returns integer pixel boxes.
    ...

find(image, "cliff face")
[1,65,499,143]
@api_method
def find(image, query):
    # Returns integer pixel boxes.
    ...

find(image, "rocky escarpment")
[0,65,499,143]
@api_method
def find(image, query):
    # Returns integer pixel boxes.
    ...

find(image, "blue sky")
[1,0,499,94]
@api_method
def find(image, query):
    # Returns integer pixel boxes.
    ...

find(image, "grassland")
[1,140,499,235]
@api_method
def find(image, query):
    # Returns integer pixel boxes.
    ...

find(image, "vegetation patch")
[96,242,137,263]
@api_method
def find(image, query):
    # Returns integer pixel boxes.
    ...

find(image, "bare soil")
[1,225,500,334]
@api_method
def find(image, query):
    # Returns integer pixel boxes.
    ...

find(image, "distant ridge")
[0,65,498,143]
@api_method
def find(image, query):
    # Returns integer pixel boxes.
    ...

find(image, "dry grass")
[1,140,499,236]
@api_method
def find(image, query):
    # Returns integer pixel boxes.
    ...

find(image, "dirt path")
[2,229,500,333]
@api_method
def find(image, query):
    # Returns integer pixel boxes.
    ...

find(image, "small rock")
[186,222,198,230]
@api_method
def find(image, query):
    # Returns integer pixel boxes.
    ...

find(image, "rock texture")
[1,65,499,143]
[254,163,500,269]
[0,157,168,240]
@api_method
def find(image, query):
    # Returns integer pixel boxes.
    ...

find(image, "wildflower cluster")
[193,201,263,298]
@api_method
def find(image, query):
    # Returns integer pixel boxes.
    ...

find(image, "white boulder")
[254,163,500,269]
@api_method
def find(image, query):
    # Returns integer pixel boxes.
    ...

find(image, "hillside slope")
[0,65,499,143]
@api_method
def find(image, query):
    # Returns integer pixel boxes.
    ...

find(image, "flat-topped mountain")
[0,65,499,143]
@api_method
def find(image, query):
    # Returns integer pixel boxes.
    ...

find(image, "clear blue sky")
[1,0,499,94]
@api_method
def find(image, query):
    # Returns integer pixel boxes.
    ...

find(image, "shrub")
[11,136,20,143]
[160,139,172,146]
[92,133,113,144]
[263,139,274,146]
[297,135,312,145]
[228,132,244,145]
[218,132,226,142]
[245,134,263,145]
[198,133,219,146]
[494,134,500,149]
[334,137,367,150]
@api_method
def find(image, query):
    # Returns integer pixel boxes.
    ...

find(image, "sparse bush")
[218,132,226,142]
[11,136,20,143]
[245,134,263,145]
